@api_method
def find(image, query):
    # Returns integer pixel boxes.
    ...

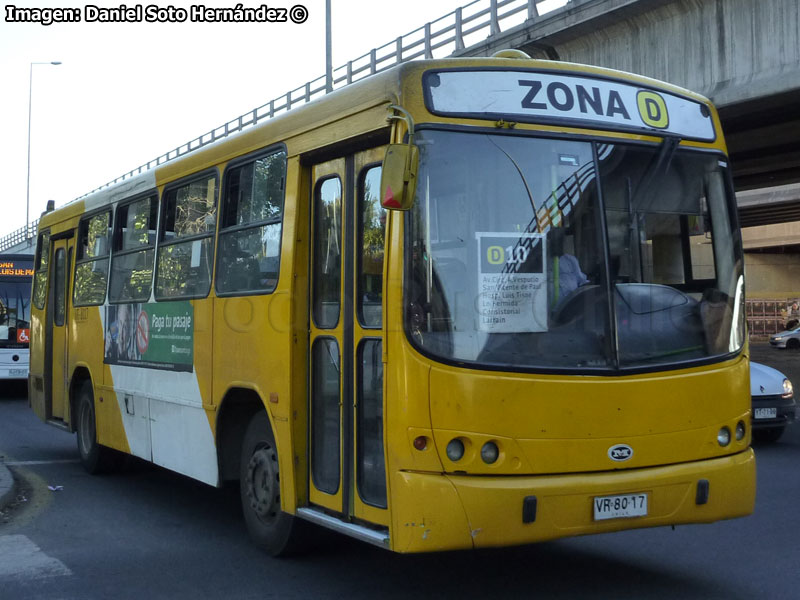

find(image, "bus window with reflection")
[358,165,385,328]
[598,143,742,364]
[110,195,157,303]
[406,130,743,372]
[74,212,111,306]
[156,174,217,299]
[32,233,50,310]
[312,177,342,329]
[216,150,286,295]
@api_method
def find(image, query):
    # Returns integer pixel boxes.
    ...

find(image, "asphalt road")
[1,344,799,600]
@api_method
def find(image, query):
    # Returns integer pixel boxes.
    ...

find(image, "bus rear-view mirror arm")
[380,104,419,211]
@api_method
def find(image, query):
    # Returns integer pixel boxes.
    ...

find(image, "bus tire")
[75,380,115,474]
[240,411,305,556]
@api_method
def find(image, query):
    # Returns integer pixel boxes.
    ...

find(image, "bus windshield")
[0,280,32,347]
[406,129,744,371]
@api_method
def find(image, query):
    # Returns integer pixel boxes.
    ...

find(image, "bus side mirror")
[380,143,418,211]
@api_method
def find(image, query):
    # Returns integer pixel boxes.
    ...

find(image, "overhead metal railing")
[2,0,562,252]
[0,221,39,252]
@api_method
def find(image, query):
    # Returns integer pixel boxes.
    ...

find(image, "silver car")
[750,361,796,443]
[769,327,800,349]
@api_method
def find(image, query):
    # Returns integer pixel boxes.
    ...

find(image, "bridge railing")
[0,221,39,253]
[2,0,559,251]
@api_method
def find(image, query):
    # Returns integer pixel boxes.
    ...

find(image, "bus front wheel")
[240,411,305,556]
[75,380,115,474]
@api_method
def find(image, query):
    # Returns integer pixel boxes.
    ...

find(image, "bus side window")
[155,173,217,299]
[73,211,112,306]
[109,194,158,303]
[215,149,286,295]
[33,231,51,310]
[53,249,66,326]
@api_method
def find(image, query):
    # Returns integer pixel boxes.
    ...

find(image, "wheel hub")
[245,445,279,522]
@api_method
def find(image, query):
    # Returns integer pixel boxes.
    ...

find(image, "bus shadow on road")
[296,533,731,599]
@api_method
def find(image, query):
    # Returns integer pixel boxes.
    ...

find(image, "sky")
[0,0,567,239]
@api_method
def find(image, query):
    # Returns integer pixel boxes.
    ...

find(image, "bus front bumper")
[391,449,755,553]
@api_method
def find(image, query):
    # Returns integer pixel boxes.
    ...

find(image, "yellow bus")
[29,53,755,555]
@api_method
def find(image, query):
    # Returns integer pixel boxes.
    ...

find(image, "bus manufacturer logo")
[608,444,633,462]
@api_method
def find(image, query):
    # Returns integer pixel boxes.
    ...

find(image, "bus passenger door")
[308,148,389,527]
[45,236,73,421]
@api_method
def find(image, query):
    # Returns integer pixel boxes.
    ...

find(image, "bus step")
[296,507,389,549]
[45,418,71,433]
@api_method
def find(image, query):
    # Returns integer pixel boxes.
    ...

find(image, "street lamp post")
[325,0,332,93]
[26,61,61,242]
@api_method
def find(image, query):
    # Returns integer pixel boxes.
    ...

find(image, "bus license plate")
[593,493,648,521]
[754,407,777,419]
[8,369,26,377]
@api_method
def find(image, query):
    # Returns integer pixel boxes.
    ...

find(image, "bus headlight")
[480,442,499,464]
[735,421,746,441]
[717,427,731,447]
[446,439,465,462]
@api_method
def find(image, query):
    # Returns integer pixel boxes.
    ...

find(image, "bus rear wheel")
[75,380,116,474]
[240,411,305,556]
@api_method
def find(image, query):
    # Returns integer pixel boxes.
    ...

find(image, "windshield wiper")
[487,136,538,226]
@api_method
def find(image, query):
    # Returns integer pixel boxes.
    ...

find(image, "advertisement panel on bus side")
[104,302,193,372]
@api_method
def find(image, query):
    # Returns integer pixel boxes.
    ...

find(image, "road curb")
[0,461,17,512]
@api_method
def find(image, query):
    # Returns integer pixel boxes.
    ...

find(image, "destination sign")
[0,261,34,277]
[424,70,716,141]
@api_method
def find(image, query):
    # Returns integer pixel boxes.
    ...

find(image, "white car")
[769,327,800,349]
[750,361,796,443]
